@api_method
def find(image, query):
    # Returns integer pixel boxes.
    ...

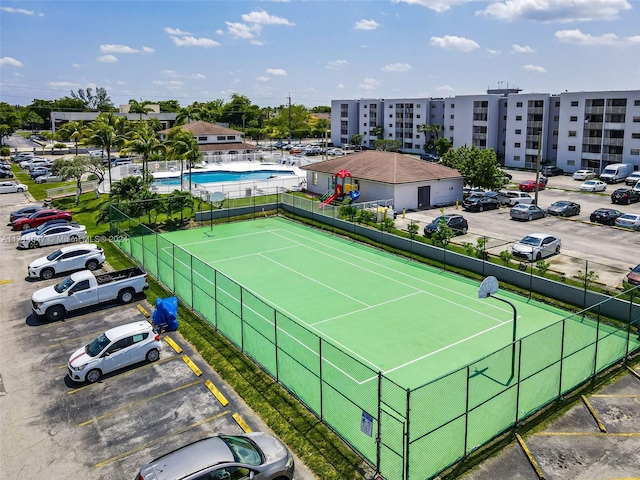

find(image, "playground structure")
[320,169,360,207]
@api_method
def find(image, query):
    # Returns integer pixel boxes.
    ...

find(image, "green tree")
[165,127,202,192]
[371,125,383,140]
[440,145,504,190]
[70,86,114,111]
[85,114,127,188]
[121,122,165,179]
[57,121,85,155]
[128,99,154,121]
[350,133,364,146]
[22,111,44,132]
[51,156,89,204]
[430,209,454,248]
[0,102,21,145]
[433,137,452,158]
[166,190,194,224]
[158,100,181,113]
[373,139,402,152]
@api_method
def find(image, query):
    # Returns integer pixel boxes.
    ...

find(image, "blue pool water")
[154,169,296,186]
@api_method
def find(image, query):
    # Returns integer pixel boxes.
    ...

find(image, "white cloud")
[165,27,191,35]
[522,64,546,73]
[250,40,264,46]
[162,70,206,79]
[100,44,154,54]
[49,81,78,88]
[98,55,118,63]
[326,60,348,68]
[391,0,472,13]
[436,84,455,92]
[71,63,83,68]
[257,76,270,82]
[382,63,412,72]
[0,57,24,67]
[554,29,623,45]
[171,36,220,47]
[152,80,184,89]
[628,35,640,43]
[359,78,381,91]
[336,83,345,89]
[215,29,224,35]
[430,35,480,52]
[355,19,380,30]
[0,6,34,15]
[512,44,534,53]
[266,68,287,76]
[241,9,294,25]
[477,0,632,23]
[226,22,262,40]
[486,48,500,55]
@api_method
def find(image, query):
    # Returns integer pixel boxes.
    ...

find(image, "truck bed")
[95,266,146,285]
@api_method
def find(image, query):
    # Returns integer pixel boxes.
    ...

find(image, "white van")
[599,163,635,184]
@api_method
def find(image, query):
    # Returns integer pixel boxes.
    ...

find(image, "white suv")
[497,191,535,206]
[28,243,105,280]
[68,321,162,383]
[573,169,596,181]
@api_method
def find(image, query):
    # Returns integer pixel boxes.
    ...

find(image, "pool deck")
[152,161,304,180]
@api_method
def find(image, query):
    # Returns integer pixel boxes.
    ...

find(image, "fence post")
[376,371,382,475]
[240,288,244,351]
[190,255,194,308]
[404,387,411,480]
[274,310,279,383]
[514,341,523,424]
[319,337,324,421]
[171,243,175,291]
[464,366,470,456]
[592,306,601,379]
[558,320,566,399]
[155,232,159,284]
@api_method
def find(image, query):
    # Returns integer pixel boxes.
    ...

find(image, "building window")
[555,101,560,107]
[416,114,421,119]
[514,155,521,161]
[504,116,507,121]
[631,149,640,155]
[417,104,421,108]
[390,104,394,108]
[449,125,454,130]
[363,113,367,117]
[635,100,640,106]
[431,103,436,108]
[632,133,640,139]
[515,129,521,134]
[568,145,576,151]
[552,144,557,150]
[515,142,521,148]
[389,123,393,128]
[226,136,234,140]
[217,136,226,141]
[364,105,368,108]
[567,160,575,166]
[198,136,207,141]
[570,116,578,121]
[516,102,523,107]
[568,131,577,137]
[450,103,455,108]
[634,117,640,123]
[554,115,559,121]
[571,101,579,106]
[389,114,393,118]
[450,115,454,119]
[552,129,558,136]
[363,123,367,127]
[431,114,435,118]
[516,115,522,121]
[312,172,318,185]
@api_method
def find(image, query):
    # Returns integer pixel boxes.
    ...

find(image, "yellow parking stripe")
[627,366,640,380]
[67,356,179,394]
[136,304,150,318]
[232,413,252,433]
[182,355,202,376]
[516,433,545,480]
[94,411,230,468]
[164,336,182,354]
[0,279,13,285]
[78,380,202,426]
[582,395,607,433]
[205,379,228,407]
[536,432,640,437]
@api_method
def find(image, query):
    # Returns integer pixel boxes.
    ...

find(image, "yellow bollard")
[456,200,459,210]
[402,208,406,219]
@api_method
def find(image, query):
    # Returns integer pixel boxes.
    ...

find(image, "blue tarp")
[152,297,179,331]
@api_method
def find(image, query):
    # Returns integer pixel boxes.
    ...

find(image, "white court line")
[179,228,290,249]
[269,230,509,326]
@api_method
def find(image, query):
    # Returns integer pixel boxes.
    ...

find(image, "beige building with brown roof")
[158,121,258,154]
[300,151,463,210]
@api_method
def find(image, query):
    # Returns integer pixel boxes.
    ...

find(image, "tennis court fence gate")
[109,203,639,480]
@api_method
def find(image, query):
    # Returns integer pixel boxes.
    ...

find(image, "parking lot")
[0,192,315,480]
[396,169,640,289]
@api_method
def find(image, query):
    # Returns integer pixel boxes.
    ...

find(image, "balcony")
[473,107,488,114]
[585,106,604,115]
[526,148,539,156]
[472,133,487,140]
[528,107,544,115]
[472,120,488,127]
[584,122,603,130]
[603,153,623,163]
[527,121,543,129]
[605,106,626,114]
[604,122,625,130]
[603,138,624,147]
[582,137,602,145]
[581,152,601,161]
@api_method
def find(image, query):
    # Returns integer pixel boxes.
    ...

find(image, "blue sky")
[1,0,639,108]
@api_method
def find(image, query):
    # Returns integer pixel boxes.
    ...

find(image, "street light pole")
[534,128,542,206]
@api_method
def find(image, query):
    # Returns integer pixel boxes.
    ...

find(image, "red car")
[519,179,546,192]
[11,209,72,231]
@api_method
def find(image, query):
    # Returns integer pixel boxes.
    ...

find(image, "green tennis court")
[158,217,574,389]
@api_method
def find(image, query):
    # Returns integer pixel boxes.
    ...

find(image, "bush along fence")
[108,196,640,480]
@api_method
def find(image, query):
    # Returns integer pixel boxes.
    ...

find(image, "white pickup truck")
[32,266,148,321]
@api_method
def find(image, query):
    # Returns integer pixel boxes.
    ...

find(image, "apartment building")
[332,89,640,174]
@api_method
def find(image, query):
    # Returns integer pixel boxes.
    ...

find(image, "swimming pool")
[154,169,297,186]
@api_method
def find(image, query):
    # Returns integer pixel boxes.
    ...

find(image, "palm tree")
[418,124,443,153]
[165,127,202,192]
[121,122,165,180]
[128,99,154,121]
[85,115,126,190]
[57,121,84,155]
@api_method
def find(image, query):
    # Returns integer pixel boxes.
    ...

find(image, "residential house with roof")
[158,121,258,155]
[300,151,464,210]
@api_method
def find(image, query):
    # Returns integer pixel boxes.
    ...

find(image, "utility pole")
[288,93,292,145]
[535,128,542,205]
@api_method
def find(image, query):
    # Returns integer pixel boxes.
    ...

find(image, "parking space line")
[205,379,229,407]
[536,432,640,437]
[516,433,545,480]
[591,394,640,398]
[44,306,143,329]
[626,366,640,380]
[232,413,252,433]
[78,379,203,426]
[50,330,106,349]
[164,336,183,353]
[0,279,13,285]
[94,410,231,468]
[67,356,180,394]
[182,355,202,376]
[136,304,150,317]
[582,394,607,433]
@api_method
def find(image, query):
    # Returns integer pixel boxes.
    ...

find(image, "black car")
[589,208,624,225]
[462,192,500,212]
[541,166,564,176]
[423,215,469,236]
[546,201,581,217]
[8,205,46,224]
[0,170,13,179]
[610,188,640,205]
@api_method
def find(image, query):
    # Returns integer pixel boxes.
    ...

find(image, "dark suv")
[423,215,469,236]
[541,166,564,176]
[462,192,500,212]
[611,188,640,205]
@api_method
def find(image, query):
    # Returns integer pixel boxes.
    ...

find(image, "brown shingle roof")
[199,142,257,152]
[300,151,462,184]
[159,120,242,136]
